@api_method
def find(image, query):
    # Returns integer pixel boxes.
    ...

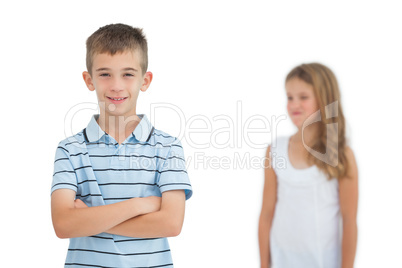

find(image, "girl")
[258,63,358,268]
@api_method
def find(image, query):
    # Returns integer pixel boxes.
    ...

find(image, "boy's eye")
[100,73,110,77]
[124,73,134,77]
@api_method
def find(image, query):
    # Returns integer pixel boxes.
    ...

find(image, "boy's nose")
[110,78,124,92]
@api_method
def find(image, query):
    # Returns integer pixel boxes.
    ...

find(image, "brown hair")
[86,23,148,75]
[286,63,348,179]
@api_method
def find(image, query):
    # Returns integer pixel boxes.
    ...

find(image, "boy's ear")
[83,71,95,91]
[140,71,153,92]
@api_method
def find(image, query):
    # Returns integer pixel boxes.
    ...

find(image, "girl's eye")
[301,96,308,100]
[287,96,293,100]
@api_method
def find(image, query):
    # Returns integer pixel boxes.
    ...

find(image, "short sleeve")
[157,139,192,200]
[51,142,78,194]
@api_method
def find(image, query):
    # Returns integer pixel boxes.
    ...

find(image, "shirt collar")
[84,114,105,142]
[84,114,154,143]
[132,114,154,142]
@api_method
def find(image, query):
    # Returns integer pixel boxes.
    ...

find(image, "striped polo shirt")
[51,114,192,268]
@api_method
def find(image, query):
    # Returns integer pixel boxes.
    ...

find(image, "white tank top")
[270,136,342,268]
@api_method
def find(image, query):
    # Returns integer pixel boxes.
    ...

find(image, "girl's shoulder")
[343,146,358,179]
[269,135,290,153]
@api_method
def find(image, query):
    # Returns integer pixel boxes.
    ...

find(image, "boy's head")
[86,23,148,75]
[83,24,153,120]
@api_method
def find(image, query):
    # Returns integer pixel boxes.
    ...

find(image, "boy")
[51,24,192,268]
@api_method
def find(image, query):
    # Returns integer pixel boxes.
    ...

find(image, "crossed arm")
[51,189,185,239]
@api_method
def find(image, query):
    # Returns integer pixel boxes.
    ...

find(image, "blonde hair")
[286,63,348,179]
[86,23,148,75]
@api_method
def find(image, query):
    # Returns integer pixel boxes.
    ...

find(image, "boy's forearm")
[341,219,358,268]
[107,190,185,238]
[107,210,182,238]
[53,195,145,238]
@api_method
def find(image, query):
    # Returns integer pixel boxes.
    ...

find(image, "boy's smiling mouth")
[107,96,128,103]
[107,96,128,100]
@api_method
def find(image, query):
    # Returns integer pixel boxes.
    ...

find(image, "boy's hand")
[140,196,161,214]
[74,198,88,209]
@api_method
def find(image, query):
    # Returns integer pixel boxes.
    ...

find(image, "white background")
[1,0,401,267]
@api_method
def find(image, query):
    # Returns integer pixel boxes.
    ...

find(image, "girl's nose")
[289,99,300,110]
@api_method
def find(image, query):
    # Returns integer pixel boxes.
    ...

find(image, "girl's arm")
[51,189,161,238]
[339,147,359,268]
[258,146,278,268]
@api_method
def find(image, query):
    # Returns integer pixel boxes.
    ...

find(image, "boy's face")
[83,50,152,119]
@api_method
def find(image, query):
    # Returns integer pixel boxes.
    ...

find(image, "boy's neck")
[97,113,141,144]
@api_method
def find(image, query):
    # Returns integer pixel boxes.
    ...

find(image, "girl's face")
[285,78,319,129]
